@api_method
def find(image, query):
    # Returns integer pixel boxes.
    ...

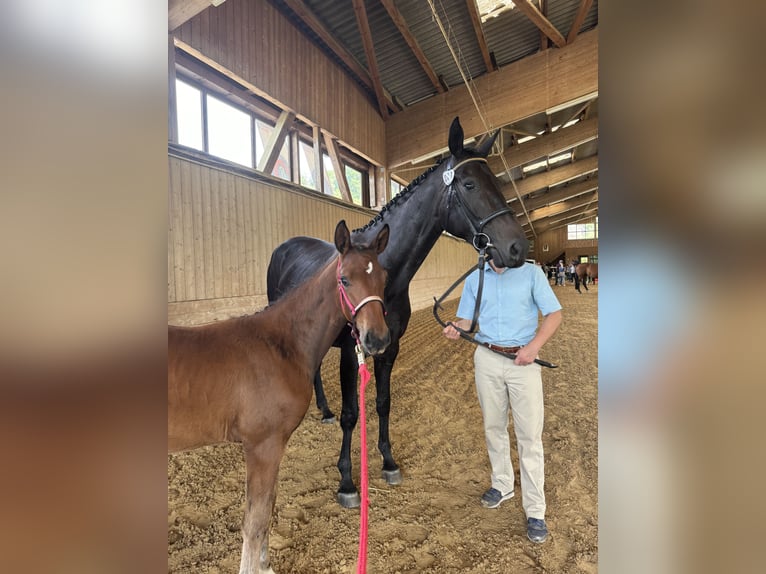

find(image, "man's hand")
[514,345,539,366]
[443,319,471,340]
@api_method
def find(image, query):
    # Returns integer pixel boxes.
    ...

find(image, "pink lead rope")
[355,343,371,574]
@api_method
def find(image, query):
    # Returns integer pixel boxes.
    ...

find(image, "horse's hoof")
[382,468,403,485]
[320,416,336,424]
[337,491,361,508]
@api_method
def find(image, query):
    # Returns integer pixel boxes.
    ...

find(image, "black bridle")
[441,156,515,254]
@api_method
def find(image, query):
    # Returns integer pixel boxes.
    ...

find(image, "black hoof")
[381,468,403,485]
[337,491,361,508]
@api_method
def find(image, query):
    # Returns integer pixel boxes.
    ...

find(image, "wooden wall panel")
[174,0,386,165]
[168,153,479,326]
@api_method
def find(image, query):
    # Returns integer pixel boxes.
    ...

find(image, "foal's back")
[168,311,312,452]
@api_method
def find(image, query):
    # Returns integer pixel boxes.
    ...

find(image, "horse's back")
[267,237,336,302]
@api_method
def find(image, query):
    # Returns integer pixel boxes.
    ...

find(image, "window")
[567,217,599,240]
[298,140,317,190]
[206,94,253,168]
[345,165,363,205]
[173,71,375,207]
[391,180,404,198]
[176,79,203,151]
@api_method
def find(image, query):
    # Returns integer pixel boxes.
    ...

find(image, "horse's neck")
[360,181,445,293]
[265,262,346,372]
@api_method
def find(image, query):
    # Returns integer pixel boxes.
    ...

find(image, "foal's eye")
[340,276,350,287]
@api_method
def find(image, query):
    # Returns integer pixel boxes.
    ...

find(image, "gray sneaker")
[527,518,548,543]
[480,487,514,508]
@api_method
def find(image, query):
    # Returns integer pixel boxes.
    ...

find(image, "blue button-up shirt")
[456,262,561,346]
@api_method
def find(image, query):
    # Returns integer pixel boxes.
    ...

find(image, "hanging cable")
[427,0,537,241]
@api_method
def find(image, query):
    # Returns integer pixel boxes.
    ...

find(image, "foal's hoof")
[382,468,403,485]
[337,491,361,508]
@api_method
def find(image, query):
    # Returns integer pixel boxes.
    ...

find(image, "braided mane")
[353,158,446,233]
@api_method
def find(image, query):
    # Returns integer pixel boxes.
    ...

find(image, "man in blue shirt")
[442,259,562,543]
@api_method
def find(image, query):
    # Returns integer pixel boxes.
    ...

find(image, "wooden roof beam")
[465,0,496,72]
[169,0,224,32]
[386,29,597,167]
[503,155,598,199]
[281,0,397,113]
[352,0,389,118]
[514,175,598,212]
[526,191,598,222]
[514,0,566,49]
[381,0,445,94]
[531,206,599,233]
[489,116,598,175]
[567,0,595,44]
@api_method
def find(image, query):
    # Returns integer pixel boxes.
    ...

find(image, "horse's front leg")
[312,366,336,423]
[374,341,402,485]
[336,341,361,508]
[240,437,284,574]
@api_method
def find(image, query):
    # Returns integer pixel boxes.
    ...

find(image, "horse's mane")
[353,158,446,233]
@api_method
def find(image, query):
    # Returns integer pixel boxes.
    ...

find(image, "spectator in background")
[556,260,565,286]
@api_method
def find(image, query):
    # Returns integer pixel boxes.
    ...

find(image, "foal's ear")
[475,129,499,158]
[373,223,390,255]
[448,117,464,157]
[334,220,351,254]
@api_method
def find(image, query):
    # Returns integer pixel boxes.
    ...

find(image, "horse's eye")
[464,181,475,191]
[340,276,350,287]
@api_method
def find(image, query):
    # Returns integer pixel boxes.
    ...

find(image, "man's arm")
[515,310,562,365]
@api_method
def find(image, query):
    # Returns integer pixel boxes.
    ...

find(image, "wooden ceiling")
[169,0,598,240]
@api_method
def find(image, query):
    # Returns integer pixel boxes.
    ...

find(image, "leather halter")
[337,258,385,324]
[442,157,514,253]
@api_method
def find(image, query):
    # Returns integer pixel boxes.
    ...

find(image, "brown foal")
[168,220,390,573]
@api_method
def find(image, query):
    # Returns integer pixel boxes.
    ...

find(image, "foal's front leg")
[240,438,284,574]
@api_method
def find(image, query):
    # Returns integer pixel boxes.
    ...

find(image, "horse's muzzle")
[363,330,390,356]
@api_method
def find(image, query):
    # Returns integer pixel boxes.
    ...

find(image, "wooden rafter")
[257,110,295,174]
[380,0,444,93]
[525,190,598,222]
[567,0,594,44]
[538,0,549,51]
[169,0,216,31]
[531,205,598,232]
[465,0,495,72]
[502,155,598,199]
[352,0,388,118]
[514,175,598,211]
[322,132,353,202]
[514,0,566,49]
[280,0,398,113]
[488,117,598,174]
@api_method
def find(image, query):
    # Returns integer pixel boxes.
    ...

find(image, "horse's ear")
[373,224,390,255]
[334,220,351,254]
[448,117,464,156]
[475,129,499,158]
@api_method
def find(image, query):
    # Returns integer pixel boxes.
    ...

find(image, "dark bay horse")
[267,117,528,508]
[168,220,390,574]
[574,262,598,293]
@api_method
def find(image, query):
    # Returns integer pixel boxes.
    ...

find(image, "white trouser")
[474,345,546,519]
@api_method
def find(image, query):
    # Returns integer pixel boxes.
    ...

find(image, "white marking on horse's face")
[366,261,373,275]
